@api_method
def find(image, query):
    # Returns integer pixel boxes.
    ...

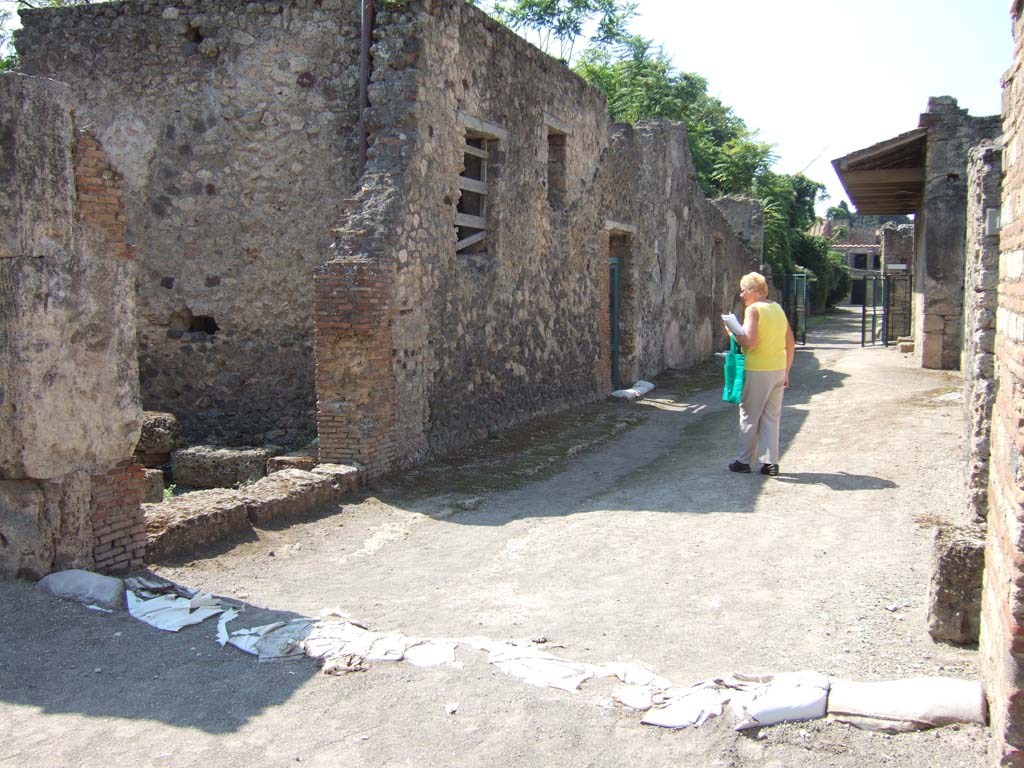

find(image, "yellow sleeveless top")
[744,301,788,372]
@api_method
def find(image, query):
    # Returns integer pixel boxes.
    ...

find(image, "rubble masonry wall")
[964,142,1002,524]
[17,0,364,448]
[915,98,1001,370]
[315,0,759,476]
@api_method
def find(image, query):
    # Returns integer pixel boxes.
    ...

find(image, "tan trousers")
[736,369,787,465]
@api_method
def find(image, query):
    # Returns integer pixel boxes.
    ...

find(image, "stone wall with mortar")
[712,195,765,265]
[0,74,142,578]
[17,0,364,447]
[596,122,759,385]
[880,223,914,342]
[914,97,1002,370]
[315,1,760,476]
[981,5,1024,763]
[964,142,1002,525]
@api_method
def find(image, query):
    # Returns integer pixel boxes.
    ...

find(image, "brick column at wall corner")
[74,130,133,261]
[73,131,145,573]
[90,461,147,574]
[981,5,1024,764]
[314,257,398,479]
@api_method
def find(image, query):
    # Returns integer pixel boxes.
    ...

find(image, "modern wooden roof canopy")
[832,127,927,215]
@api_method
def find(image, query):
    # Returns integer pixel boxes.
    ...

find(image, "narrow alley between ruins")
[0,308,988,768]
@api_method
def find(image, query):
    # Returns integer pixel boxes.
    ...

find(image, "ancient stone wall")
[879,223,914,341]
[713,195,765,263]
[915,97,1002,370]
[17,0,364,448]
[964,142,1002,524]
[315,1,759,476]
[597,123,758,384]
[981,5,1024,763]
[0,74,143,578]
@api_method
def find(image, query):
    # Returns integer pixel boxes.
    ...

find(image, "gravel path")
[0,308,987,767]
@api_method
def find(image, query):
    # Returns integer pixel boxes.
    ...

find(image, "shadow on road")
[773,471,897,491]
[0,581,318,734]
[377,307,896,526]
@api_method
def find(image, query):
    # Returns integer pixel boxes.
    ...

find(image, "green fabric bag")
[722,336,745,404]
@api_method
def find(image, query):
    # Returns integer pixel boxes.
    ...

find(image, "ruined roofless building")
[15,0,762,478]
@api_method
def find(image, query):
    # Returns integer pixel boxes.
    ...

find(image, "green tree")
[573,35,772,196]
[478,0,635,62]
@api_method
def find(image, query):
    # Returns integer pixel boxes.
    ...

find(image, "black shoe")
[760,463,779,476]
[729,461,751,473]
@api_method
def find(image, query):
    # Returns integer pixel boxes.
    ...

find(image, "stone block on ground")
[134,411,181,467]
[171,445,282,489]
[267,441,319,474]
[142,469,165,504]
[311,463,363,494]
[0,473,93,581]
[36,568,124,610]
[144,489,251,562]
[927,526,984,644]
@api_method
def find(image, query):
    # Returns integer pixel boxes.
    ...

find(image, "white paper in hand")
[721,313,743,336]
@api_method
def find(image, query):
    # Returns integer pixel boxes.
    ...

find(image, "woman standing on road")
[726,272,795,477]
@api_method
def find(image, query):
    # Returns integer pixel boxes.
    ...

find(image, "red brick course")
[314,257,398,478]
[74,131,132,261]
[90,461,147,574]
[981,6,1024,764]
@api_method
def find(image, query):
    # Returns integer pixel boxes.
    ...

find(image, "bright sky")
[629,0,1013,214]
[3,0,1012,215]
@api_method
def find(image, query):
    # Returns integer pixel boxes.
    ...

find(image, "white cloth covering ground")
[119,582,984,733]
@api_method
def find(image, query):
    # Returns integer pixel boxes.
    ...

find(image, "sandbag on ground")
[827,677,987,732]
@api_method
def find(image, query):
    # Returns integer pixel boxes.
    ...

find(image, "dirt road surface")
[1,309,988,767]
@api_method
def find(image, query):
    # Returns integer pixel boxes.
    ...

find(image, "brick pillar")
[90,461,147,573]
[314,257,398,478]
[73,132,144,572]
[980,6,1024,763]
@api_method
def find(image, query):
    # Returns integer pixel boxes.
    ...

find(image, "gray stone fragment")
[927,527,984,644]
[143,469,165,503]
[136,411,181,458]
[37,568,125,610]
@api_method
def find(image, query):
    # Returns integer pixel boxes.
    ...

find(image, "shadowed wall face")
[17,0,364,448]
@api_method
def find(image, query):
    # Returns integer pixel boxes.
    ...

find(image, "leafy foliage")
[826,199,911,229]
[573,35,773,196]
[477,0,636,62]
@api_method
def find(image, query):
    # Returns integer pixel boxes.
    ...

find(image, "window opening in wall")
[455,112,507,255]
[547,130,567,209]
[456,133,490,253]
[854,253,867,270]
